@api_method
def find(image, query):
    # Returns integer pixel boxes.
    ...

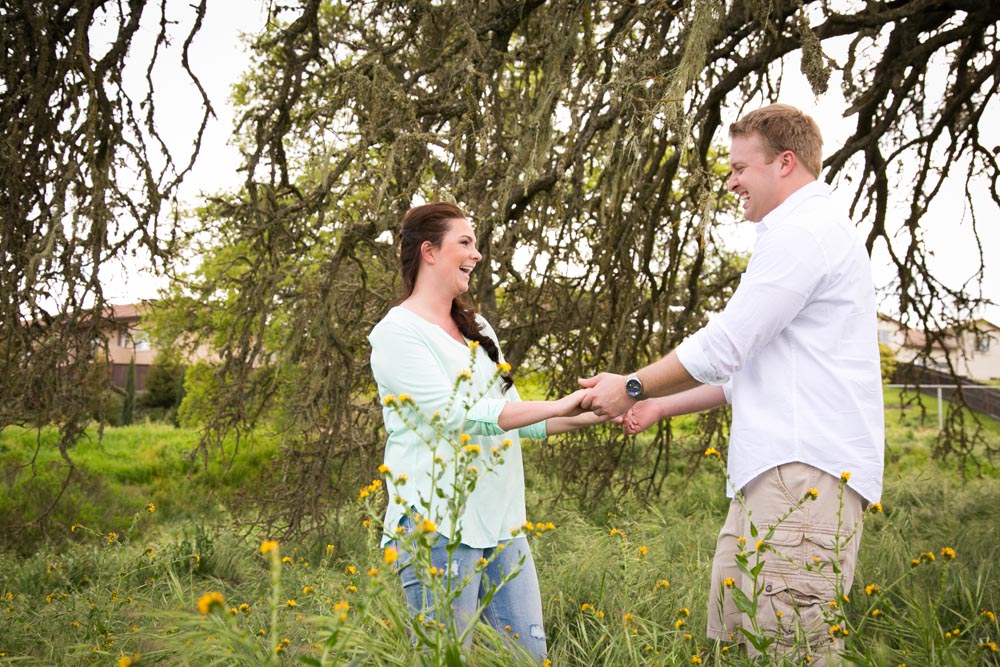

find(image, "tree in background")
[151,0,999,538]
[4,1,998,539]
[0,2,211,536]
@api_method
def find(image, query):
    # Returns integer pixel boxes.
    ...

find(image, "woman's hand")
[621,400,661,435]
[552,388,590,418]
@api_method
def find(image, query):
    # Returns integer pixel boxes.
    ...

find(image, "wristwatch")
[625,373,646,400]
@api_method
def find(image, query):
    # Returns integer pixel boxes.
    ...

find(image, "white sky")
[101,1,999,323]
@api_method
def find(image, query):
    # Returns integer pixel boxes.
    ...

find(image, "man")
[580,104,884,665]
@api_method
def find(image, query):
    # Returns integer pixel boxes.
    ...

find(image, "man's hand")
[578,372,636,419]
[621,400,661,436]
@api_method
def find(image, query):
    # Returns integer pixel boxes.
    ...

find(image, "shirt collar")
[757,180,832,233]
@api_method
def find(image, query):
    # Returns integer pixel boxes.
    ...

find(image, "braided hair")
[398,202,514,392]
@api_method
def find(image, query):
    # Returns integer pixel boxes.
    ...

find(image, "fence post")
[937,386,943,431]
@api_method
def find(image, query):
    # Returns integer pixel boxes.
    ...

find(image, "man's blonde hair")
[729,104,824,178]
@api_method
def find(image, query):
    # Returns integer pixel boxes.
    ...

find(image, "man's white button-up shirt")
[676,180,885,503]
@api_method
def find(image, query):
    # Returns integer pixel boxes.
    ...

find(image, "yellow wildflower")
[805,488,819,500]
[869,502,883,513]
[840,471,851,482]
[145,503,155,513]
[260,540,279,555]
[286,600,297,608]
[384,546,399,564]
[497,361,512,374]
[378,464,390,475]
[866,584,880,595]
[940,546,956,560]
[981,609,995,622]
[723,577,735,588]
[197,592,225,615]
[302,586,315,595]
[638,545,649,557]
[704,447,720,458]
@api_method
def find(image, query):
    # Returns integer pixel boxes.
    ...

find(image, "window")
[975,334,992,354]
[132,330,151,351]
[117,328,150,351]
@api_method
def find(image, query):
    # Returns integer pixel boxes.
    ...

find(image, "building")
[105,303,156,391]
[877,313,1000,383]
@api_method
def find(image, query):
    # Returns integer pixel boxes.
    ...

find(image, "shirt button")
[765,584,772,592]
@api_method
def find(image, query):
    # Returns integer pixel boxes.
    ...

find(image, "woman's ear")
[420,240,437,264]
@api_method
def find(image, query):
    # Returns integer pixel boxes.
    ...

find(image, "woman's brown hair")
[399,202,513,392]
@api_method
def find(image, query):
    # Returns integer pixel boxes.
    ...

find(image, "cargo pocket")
[761,526,808,574]
[760,575,833,648]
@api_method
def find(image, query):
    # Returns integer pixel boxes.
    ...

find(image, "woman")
[369,201,602,660]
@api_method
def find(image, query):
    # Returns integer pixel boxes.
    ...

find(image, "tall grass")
[0,396,998,665]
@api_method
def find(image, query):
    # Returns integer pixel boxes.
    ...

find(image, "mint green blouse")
[369,306,547,548]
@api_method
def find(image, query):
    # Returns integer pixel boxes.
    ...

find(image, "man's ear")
[778,150,797,176]
[420,240,437,264]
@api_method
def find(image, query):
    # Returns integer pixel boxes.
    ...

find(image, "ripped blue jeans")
[393,515,547,661]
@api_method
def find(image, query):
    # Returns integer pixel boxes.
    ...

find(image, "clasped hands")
[551,373,656,435]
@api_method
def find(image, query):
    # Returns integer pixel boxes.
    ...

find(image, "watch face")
[626,378,642,397]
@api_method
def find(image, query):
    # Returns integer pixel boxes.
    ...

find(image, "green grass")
[0,395,998,665]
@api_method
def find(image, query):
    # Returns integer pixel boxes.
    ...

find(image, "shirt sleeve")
[476,318,548,439]
[370,316,521,437]
[676,224,827,384]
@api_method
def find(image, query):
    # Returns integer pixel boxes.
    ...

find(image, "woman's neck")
[402,283,455,322]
